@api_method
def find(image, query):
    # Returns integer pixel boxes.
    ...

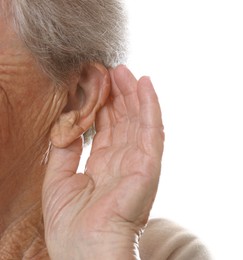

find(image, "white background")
[80,1,243,259]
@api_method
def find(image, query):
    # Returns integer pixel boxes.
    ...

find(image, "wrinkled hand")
[42,65,164,259]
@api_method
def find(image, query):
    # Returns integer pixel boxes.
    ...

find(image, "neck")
[0,141,50,258]
[0,201,49,259]
[0,139,48,234]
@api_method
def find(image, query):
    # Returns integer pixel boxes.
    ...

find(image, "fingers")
[96,65,139,129]
[111,65,139,121]
[93,65,164,158]
[137,76,165,160]
[94,65,140,149]
[111,66,140,145]
[138,76,163,128]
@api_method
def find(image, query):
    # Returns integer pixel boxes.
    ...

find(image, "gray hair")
[3,0,128,84]
[1,0,128,143]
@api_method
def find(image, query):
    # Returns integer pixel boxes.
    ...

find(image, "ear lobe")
[50,63,110,148]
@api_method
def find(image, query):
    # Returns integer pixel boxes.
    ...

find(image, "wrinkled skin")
[0,14,68,232]
[43,67,164,259]
[0,13,164,260]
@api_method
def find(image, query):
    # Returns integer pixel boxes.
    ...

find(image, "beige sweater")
[140,219,212,260]
[0,217,212,259]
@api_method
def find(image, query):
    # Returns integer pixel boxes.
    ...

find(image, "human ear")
[50,63,110,148]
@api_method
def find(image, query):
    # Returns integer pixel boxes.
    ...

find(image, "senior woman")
[0,0,212,259]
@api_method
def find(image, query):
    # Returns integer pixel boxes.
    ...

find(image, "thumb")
[42,136,89,240]
[43,136,83,190]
